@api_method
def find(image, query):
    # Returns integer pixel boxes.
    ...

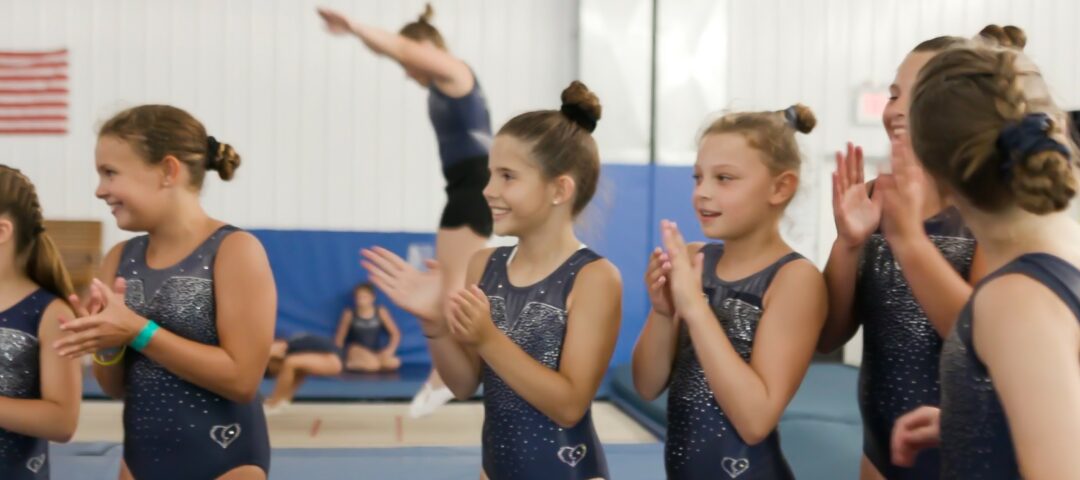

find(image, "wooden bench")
[43,220,101,295]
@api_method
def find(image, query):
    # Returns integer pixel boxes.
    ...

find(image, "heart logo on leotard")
[210,423,242,449]
[26,453,45,473]
[721,457,750,478]
[557,444,587,468]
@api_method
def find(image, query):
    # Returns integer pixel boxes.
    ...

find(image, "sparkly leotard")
[117,226,270,479]
[478,246,609,480]
[665,244,804,480]
[0,290,55,479]
[855,208,975,478]
[940,253,1080,479]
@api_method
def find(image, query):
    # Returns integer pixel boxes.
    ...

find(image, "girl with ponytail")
[0,165,80,480]
[891,36,1080,479]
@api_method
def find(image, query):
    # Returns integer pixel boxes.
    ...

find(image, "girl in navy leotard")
[318,3,493,418]
[364,81,621,480]
[817,26,1030,480]
[54,105,276,480]
[0,165,80,480]
[334,283,401,373]
[890,39,1080,478]
[632,106,828,480]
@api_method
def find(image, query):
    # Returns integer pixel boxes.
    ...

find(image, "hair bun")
[782,104,816,134]
[205,136,242,181]
[979,24,1027,50]
[560,81,602,133]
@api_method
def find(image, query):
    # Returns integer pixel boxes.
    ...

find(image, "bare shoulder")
[764,256,826,305]
[218,230,267,257]
[973,274,1075,336]
[42,297,74,323]
[577,257,622,289]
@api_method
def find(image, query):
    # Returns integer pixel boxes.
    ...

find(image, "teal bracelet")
[130,321,160,352]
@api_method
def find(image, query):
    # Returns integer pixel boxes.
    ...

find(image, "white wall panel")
[0,0,579,248]
[579,0,653,164]
[573,0,1078,363]
[639,0,1079,262]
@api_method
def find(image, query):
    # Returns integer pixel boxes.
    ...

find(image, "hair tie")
[996,113,1070,178]
[783,106,800,129]
[560,104,598,133]
[205,136,221,169]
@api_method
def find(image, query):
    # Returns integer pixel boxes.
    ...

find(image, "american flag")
[0,49,68,135]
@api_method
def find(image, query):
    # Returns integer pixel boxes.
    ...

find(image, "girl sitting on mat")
[334,282,402,373]
[264,333,344,414]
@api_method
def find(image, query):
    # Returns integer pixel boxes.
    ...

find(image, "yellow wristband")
[92,345,126,366]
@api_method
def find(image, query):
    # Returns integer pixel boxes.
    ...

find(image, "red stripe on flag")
[0,88,68,95]
[0,61,68,70]
[0,101,68,108]
[0,49,67,58]
[0,75,68,82]
[0,115,67,121]
[0,128,67,135]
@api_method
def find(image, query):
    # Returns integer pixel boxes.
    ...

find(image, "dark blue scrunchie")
[996,112,1070,177]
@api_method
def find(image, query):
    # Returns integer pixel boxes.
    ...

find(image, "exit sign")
[854,86,890,126]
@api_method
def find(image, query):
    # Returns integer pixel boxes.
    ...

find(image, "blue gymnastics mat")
[52,442,666,480]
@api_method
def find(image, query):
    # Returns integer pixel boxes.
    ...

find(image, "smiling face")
[884,51,936,147]
[483,134,570,238]
[693,133,797,240]
[94,135,178,232]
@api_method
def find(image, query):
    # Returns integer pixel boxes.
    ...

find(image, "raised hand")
[360,247,445,335]
[317,7,354,36]
[645,247,675,318]
[832,142,883,249]
[879,137,932,246]
[658,220,707,320]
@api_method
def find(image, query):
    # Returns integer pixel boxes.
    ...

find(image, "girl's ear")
[769,170,799,206]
